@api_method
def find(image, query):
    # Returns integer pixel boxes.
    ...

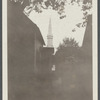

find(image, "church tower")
[47,18,53,47]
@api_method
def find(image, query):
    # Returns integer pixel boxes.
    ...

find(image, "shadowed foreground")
[9,59,92,100]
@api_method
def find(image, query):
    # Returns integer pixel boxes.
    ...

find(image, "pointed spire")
[47,18,53,47]
[48,18,52,36]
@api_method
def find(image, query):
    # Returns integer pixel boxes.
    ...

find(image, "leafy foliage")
[57,38,79,50]
[9,0,92,31]
[9,0,92,16]
[55,38,80,62]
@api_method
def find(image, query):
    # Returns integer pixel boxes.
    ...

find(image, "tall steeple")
[47,18,53,47]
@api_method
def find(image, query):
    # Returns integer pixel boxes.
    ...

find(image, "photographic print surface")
[6,0,96,100]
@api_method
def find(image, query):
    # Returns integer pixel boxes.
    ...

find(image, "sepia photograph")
[2,0,98,100]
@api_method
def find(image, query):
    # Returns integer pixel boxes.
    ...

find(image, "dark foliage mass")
[55,38,81,63]
[58,38,79,49]
[9,0,92,15]
[55,15,92,63]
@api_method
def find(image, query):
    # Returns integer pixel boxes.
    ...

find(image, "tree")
[55,38,80,62]
[81,15,92,60]
[9,0,92,20]
[58,38,79,49]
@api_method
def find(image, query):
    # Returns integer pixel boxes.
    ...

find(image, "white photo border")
[2,0,98,100]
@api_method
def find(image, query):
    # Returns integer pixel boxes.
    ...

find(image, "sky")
[29,2,87,49]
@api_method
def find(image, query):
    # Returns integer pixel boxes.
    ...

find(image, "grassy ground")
[9,58,92,100]
[52,59,92,100]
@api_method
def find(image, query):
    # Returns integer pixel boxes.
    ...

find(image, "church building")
[40,18,54,76]
[8,0,54,81]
